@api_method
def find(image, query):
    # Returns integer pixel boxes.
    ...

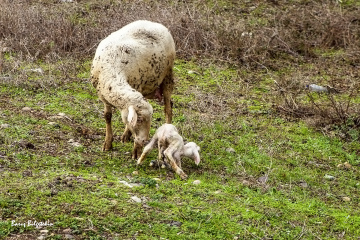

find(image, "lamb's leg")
[121,125,132,143]
[103,104,113,151]
[162,70,174,124]
[164,146,187,180]
[137,137,157,165]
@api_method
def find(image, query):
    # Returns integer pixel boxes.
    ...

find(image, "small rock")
[132,171,138,175]
[124,152,130,155]
[153,178,161,181]
[226,147,236,154]
[337,164,343,168]
[68,139,74,143]
[0,124,9,129]
[58,112,66,117]
[63,228,72,233]
[22,170,33,177]
[110,200,118,205]
[37,236,45,240]
[131,196,142,203]
[324,174,335,180]
[342,197,351,202]
[188,70,200,75]
[299,181,308,188]
[39,230,49,234]
[64,234,74,239]
[193,180,201,185]
[258,175,268,184]
[344,162,352,169]
[22,107,31,112]
[29,68,44,74]
[242,180,250,186]
[214,190,221,194]
[169,221,182,227]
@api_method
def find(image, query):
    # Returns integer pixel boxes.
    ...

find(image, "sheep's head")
[183,142,201,165]
[124,104,153,159]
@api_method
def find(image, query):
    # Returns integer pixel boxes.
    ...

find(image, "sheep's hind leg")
[103,104,113,151]
[162,70,174,124]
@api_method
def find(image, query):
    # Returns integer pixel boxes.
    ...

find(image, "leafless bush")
[0,0,359,65]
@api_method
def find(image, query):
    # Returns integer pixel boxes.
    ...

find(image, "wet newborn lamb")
[137,124,200,179]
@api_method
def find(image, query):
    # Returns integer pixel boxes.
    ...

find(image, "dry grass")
[0,0,359,65]
[0,0,359,138]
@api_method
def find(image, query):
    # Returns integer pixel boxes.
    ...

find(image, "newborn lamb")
[137,124,200,179]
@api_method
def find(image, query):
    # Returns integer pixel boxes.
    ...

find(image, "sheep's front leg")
[103,104,113,151]
[121,125,132,143]
[164,147,187,180]
[162,71,174,124]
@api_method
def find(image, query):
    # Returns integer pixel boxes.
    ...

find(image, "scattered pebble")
[0,124,9,129]
[257,175,268,184]
[324,174,335,180]
[344,162,352,169]
[64,234,74,239]
[119,180,143,188]
[110,200,118,205]
[37,236,45,240]
[132,171,138,175]
[242,180,250,186]
[193,180,201,185]
[22,170,33,177]
[188,70,200,75]
[299,181,308,188]
[226,147,236,154]
[131,196,142,203]
[29,68,44,74]
[214,190,221,194]
[22,107,31,112]
[39,230,49,234]
[63,228,72,234]
[342,197,351,202]
[68,139,74,143]
[169,221,182,227]
[337,164,343,168]
[58,112,66,117]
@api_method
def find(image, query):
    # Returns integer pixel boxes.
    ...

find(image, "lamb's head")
[183,142,201,165]
[123,104,153,159]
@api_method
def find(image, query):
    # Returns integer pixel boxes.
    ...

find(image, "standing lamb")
[137,124,201,179]
[91,20,175,159]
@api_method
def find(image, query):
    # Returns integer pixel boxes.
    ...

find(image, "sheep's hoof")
[121,132,131,143]
[102,142,112,151]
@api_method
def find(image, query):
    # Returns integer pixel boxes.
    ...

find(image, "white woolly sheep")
[137,124,201,180]
[91,20,175,159]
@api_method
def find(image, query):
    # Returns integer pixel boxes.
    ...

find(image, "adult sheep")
[91,20,175,159]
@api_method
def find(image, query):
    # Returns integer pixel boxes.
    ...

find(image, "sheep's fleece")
[91,20,175,158]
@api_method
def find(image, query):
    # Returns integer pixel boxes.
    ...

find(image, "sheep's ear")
[128,105,137,127]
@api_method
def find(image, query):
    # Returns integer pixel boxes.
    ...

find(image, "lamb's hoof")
[180,173,188,180]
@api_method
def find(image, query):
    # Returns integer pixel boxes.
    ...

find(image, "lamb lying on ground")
[90,20,175,159]
[137,124,201,179]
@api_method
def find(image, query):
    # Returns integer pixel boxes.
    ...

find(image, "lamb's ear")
[128,105,138,127]
[194,149,200,165]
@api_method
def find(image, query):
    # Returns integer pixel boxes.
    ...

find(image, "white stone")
[193,180,201,185]
[131,196,142,203]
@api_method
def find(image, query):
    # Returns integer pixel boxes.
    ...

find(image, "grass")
[1,56,360,239]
